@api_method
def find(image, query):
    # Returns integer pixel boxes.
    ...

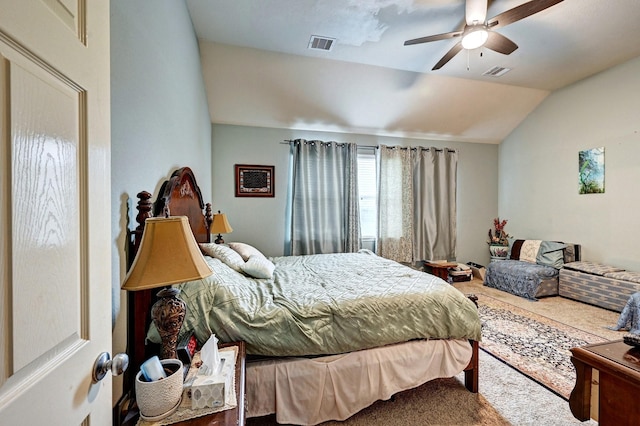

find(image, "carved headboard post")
[129,191,153,268]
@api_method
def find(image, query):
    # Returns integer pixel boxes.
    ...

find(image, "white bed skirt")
[246,338,473,425]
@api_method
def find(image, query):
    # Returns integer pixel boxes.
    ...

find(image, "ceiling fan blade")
[404,31,462,46]
[484,31,518,55]
[487,0,564,29]
[466,0,488,25]
[432,42,464,70]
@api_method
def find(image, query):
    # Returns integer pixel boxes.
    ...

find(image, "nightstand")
[174,341,246,426]
[126,341,247,426]
[423,261,457,281]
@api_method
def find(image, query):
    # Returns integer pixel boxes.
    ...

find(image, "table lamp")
[211,210,233,244]
[122,216,212,359]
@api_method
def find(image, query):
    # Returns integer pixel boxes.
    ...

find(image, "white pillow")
[228,242,266,261]
[199,243,245,273]
[242,255,275,279]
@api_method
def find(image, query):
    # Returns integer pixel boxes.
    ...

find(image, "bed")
[126,167,482,425]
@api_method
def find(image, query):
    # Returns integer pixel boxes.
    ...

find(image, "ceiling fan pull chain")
[467,49,470,71]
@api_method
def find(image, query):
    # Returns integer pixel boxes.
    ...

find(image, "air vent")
[308,35,336,51]
[482,66,511,77]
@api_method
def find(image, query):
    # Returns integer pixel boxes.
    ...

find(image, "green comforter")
[172,250,481,356]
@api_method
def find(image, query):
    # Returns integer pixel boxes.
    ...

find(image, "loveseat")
[484,240,581,300]
[559,262,640,312]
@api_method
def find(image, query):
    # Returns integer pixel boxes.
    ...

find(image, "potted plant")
[487,218,510,260]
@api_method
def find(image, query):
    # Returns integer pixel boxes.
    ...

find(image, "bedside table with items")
[134,341,246,426]
[423,261,458,281]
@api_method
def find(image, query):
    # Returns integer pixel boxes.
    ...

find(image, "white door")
[0,0,112,424]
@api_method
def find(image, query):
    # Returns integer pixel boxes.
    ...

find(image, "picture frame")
[235,164,275,197]
[578,147,605,194]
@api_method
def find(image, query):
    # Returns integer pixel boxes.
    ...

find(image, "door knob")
[92,352,129,383]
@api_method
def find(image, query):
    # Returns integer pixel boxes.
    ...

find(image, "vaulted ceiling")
[186,0,640,143]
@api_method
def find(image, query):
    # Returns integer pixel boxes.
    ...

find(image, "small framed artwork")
[235,164,275,197]
[578,147,605,194]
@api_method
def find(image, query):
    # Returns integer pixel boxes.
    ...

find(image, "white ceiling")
[186,0,640,143]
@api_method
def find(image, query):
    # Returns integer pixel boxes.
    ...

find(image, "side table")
[423,261,457,282]
[569,340,640,426]
[126,341,247,426]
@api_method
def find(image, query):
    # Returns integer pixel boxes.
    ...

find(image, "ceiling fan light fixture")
[461,27,488,50]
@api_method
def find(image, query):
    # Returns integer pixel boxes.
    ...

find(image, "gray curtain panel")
[412,148,458,262]
[377,145,458,263]
[290,139,361,255]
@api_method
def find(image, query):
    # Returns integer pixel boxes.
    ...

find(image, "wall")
[110,0,212,403]
[500,56,640,271]
[211,124,499,266]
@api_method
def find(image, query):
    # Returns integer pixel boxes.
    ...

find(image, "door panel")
[11,60,83,372]
[0,0,111,423]
[41,0,86,41]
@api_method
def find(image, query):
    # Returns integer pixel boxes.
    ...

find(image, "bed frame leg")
[464,340,479,393]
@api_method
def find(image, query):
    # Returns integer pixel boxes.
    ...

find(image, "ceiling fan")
[404,0,564,70]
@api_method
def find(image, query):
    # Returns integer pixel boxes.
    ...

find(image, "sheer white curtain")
[290,139,361,255]
[377,145,414,263]
[377,145,458,263]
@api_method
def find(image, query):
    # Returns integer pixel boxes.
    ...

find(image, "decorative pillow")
[510,239,568,269]
[242,255,275,279]
[228,242,265,261]
[536,241,567,269]
[603,271,640,284]
[519,240,542,263]
[563,261,625,277]
[510,239,525,260]
[199,243,245,273]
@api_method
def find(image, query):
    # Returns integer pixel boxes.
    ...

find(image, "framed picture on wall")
[235,164,275,197]
[578,147,605,194]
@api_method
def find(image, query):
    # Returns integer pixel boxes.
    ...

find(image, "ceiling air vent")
[308,35,336,51]
[482,66,511,77]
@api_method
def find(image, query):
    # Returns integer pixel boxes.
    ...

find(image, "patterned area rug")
[477,293,608,400]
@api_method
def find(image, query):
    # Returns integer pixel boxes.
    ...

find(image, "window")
[357,147,377,239]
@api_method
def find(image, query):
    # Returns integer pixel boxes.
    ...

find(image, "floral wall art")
[578,147,605,194]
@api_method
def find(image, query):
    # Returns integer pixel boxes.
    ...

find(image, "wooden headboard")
[125,167,212,390]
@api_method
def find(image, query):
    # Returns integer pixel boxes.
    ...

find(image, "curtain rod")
[281,140,456,153]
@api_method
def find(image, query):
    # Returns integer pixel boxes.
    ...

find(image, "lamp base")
[214,234,224,244]
[151,287,186,359]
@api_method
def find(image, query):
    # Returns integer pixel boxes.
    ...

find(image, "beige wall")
[211,124,499,266]
[110,0,212,402]
[499,56,640,271]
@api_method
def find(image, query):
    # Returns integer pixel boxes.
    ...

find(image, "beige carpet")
[247,280,624,425]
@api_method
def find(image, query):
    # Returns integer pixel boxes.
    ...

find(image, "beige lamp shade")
[211,212,233,234]
[122,216,212,291]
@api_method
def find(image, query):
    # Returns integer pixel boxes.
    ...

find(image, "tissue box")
[190,374,226,409]
[183,351,235,409]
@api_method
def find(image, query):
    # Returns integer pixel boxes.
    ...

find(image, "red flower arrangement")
[487,217,510,246]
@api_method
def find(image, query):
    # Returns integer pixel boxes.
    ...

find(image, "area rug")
[477,293,607,400]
